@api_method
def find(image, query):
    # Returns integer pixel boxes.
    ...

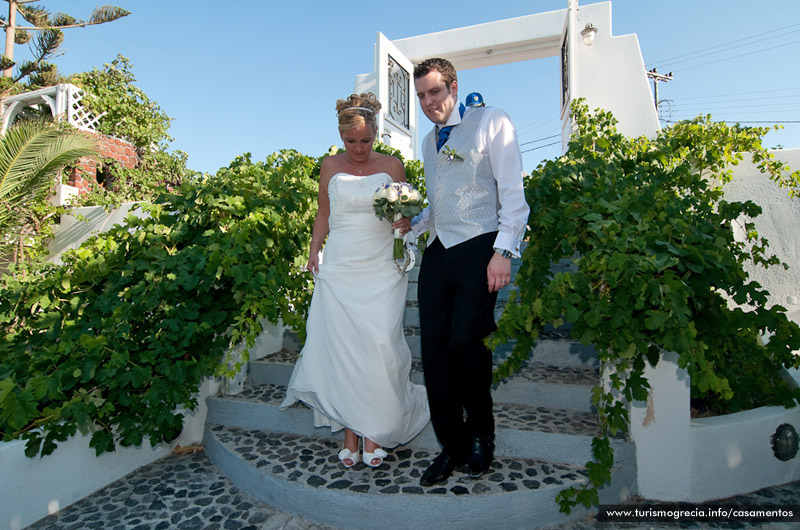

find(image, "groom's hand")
[487,253,511,292]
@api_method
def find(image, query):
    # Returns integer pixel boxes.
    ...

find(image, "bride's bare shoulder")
[320,153,347,181]
[377,153,406,182]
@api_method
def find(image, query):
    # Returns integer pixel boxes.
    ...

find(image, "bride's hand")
[307,253,320,274]
[392,216,412,236]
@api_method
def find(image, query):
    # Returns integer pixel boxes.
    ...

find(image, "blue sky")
[13,0,800,175]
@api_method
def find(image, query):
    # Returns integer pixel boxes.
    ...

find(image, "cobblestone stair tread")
[205,371,635,528]
[247,348,599,414]
[215,380,602,438]
[250,348,599,387]
[203,423,597,530]
[207,424,590,497]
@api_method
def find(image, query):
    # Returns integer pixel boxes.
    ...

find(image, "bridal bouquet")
[373,182,424,260]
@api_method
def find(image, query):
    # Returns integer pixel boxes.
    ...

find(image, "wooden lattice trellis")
[0,83,105,133]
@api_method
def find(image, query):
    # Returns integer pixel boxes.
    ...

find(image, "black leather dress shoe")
[420,450,466,486]
[467,436,495,478]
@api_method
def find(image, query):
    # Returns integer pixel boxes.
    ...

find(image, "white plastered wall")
[725,149,800,316]
[631,150,800,501]
[569,1,659,141]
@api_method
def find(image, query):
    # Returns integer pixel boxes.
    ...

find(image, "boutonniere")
[442,146,463,163]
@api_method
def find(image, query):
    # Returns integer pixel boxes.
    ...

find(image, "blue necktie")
[436,126,453,152]
[436,103,467,152]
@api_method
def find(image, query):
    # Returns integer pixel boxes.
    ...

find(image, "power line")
[667,108,800,116]
[669,102,800,111]
[520,134,560,147]
[649,23,800,68]
[521,140,561,154]
[675,88,800,101]
[516,110,560,134]
[671,39,800,73]
[650,25,800,70]
[674,95,799,106]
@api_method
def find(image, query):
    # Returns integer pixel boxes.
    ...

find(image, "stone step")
[203,424,596,530]
[248,348,599,412]
[402,330,599,364]
[281,325,598,368]
[211,380,600,437]
[205,378,634,466]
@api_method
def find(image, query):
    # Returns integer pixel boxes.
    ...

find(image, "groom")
[411,58,529,486]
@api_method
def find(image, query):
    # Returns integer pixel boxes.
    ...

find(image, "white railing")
[1,83,105,134]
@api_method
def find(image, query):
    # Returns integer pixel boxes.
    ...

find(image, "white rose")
[374,185,388,200]
[408,188,421,202]
[386,185,399,202]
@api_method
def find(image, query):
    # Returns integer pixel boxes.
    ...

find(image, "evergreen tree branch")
[17,4,49,28]
[0,55,14,70]
[12,59,38,83]
[32,27,62,59]
[89,5,129,25]
[51,12,77,27]
[13,28,30,44]
[3,4,129,31]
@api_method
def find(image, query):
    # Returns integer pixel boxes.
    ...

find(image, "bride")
[280,93,429,468]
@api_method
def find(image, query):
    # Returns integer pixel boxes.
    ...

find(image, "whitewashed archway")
[355,1,659,160]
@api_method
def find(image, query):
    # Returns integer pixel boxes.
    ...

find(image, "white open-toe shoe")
[338,447,361,468]
[363,447,387,468]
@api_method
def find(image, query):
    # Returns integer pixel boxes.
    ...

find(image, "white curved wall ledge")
[630,149,800,502]
[630,351,800,502]
[0,431,172,530]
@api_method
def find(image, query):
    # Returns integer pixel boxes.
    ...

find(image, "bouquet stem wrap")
[393,212,404,259]
[373,182,424,271]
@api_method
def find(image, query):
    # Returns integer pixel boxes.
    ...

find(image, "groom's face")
[415,70,458,126]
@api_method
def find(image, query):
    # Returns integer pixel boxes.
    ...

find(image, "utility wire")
[675,95,799,105]
[663,119,800,124]
[516,110,560,134]
[668,106,800,114]
[650,25,800,70]
[670,103,800,111]
[649,23,800,68]
[520,134,561,147]
[521,140,561,154]
[676,88,800,101]
[668,39,800,73]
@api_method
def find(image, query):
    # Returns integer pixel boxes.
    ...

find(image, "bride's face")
[340,123,376,163]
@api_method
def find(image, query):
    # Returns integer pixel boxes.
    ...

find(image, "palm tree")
[0,119,98,264]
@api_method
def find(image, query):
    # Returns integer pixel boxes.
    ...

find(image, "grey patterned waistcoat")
[422,106,499,248]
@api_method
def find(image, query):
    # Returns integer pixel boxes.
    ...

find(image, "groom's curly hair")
[414,58,457,87]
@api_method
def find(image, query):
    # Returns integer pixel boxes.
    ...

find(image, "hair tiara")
[338,106,375,116]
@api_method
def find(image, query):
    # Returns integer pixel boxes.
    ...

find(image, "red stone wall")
[66,133,140,193]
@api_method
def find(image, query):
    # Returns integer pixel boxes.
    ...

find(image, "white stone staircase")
[202,258,637,529]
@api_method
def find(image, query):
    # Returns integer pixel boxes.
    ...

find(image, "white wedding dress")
[280,172,429,448]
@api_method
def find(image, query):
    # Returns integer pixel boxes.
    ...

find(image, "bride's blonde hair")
[336,93,381,133]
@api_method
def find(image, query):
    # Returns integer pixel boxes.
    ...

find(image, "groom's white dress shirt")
[412,104,529,257]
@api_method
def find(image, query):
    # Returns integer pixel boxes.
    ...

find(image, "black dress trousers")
[418,232,498,455]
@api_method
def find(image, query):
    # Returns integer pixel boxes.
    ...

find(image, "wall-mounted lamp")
[581,23,598,46]
[771,423,799,461]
